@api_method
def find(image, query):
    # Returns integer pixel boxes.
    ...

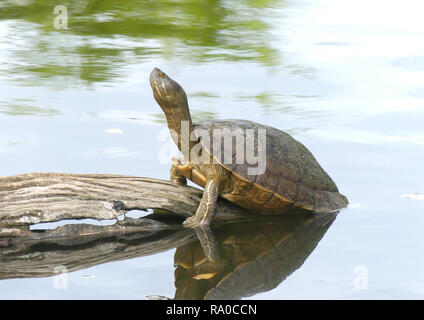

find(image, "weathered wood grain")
[0,172,249,228]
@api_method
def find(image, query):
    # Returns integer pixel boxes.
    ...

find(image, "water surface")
[0,0,423,299]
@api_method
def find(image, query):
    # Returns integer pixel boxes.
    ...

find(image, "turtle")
[149,68,348,227]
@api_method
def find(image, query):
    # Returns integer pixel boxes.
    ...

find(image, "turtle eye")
[159,72,165,78]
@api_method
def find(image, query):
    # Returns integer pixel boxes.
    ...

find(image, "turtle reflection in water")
[174,212,337,300]
[150,68,348,228]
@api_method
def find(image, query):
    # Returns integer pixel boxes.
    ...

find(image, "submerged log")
[0,172,249,229]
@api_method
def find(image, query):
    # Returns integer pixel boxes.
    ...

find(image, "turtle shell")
[193,119,348,213]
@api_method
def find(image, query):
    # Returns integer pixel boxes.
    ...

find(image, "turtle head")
[150,68,189,112]
[149,68,193,149]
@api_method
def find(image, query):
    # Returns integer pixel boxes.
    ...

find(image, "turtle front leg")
[170,157,187,186]
[183,178,220,227]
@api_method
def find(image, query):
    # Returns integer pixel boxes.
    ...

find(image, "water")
[0,0,423,299]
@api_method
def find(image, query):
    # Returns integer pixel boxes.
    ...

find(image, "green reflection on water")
[190,92,220,99]
[0,98,60,116]
[0,0,284,87]
[190,110,218,121]
[236,91,320,113]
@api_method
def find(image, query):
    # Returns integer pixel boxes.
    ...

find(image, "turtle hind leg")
[183,178,219,227]
[170,158,187,186]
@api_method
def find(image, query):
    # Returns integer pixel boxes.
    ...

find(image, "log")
[0,172,249,229]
